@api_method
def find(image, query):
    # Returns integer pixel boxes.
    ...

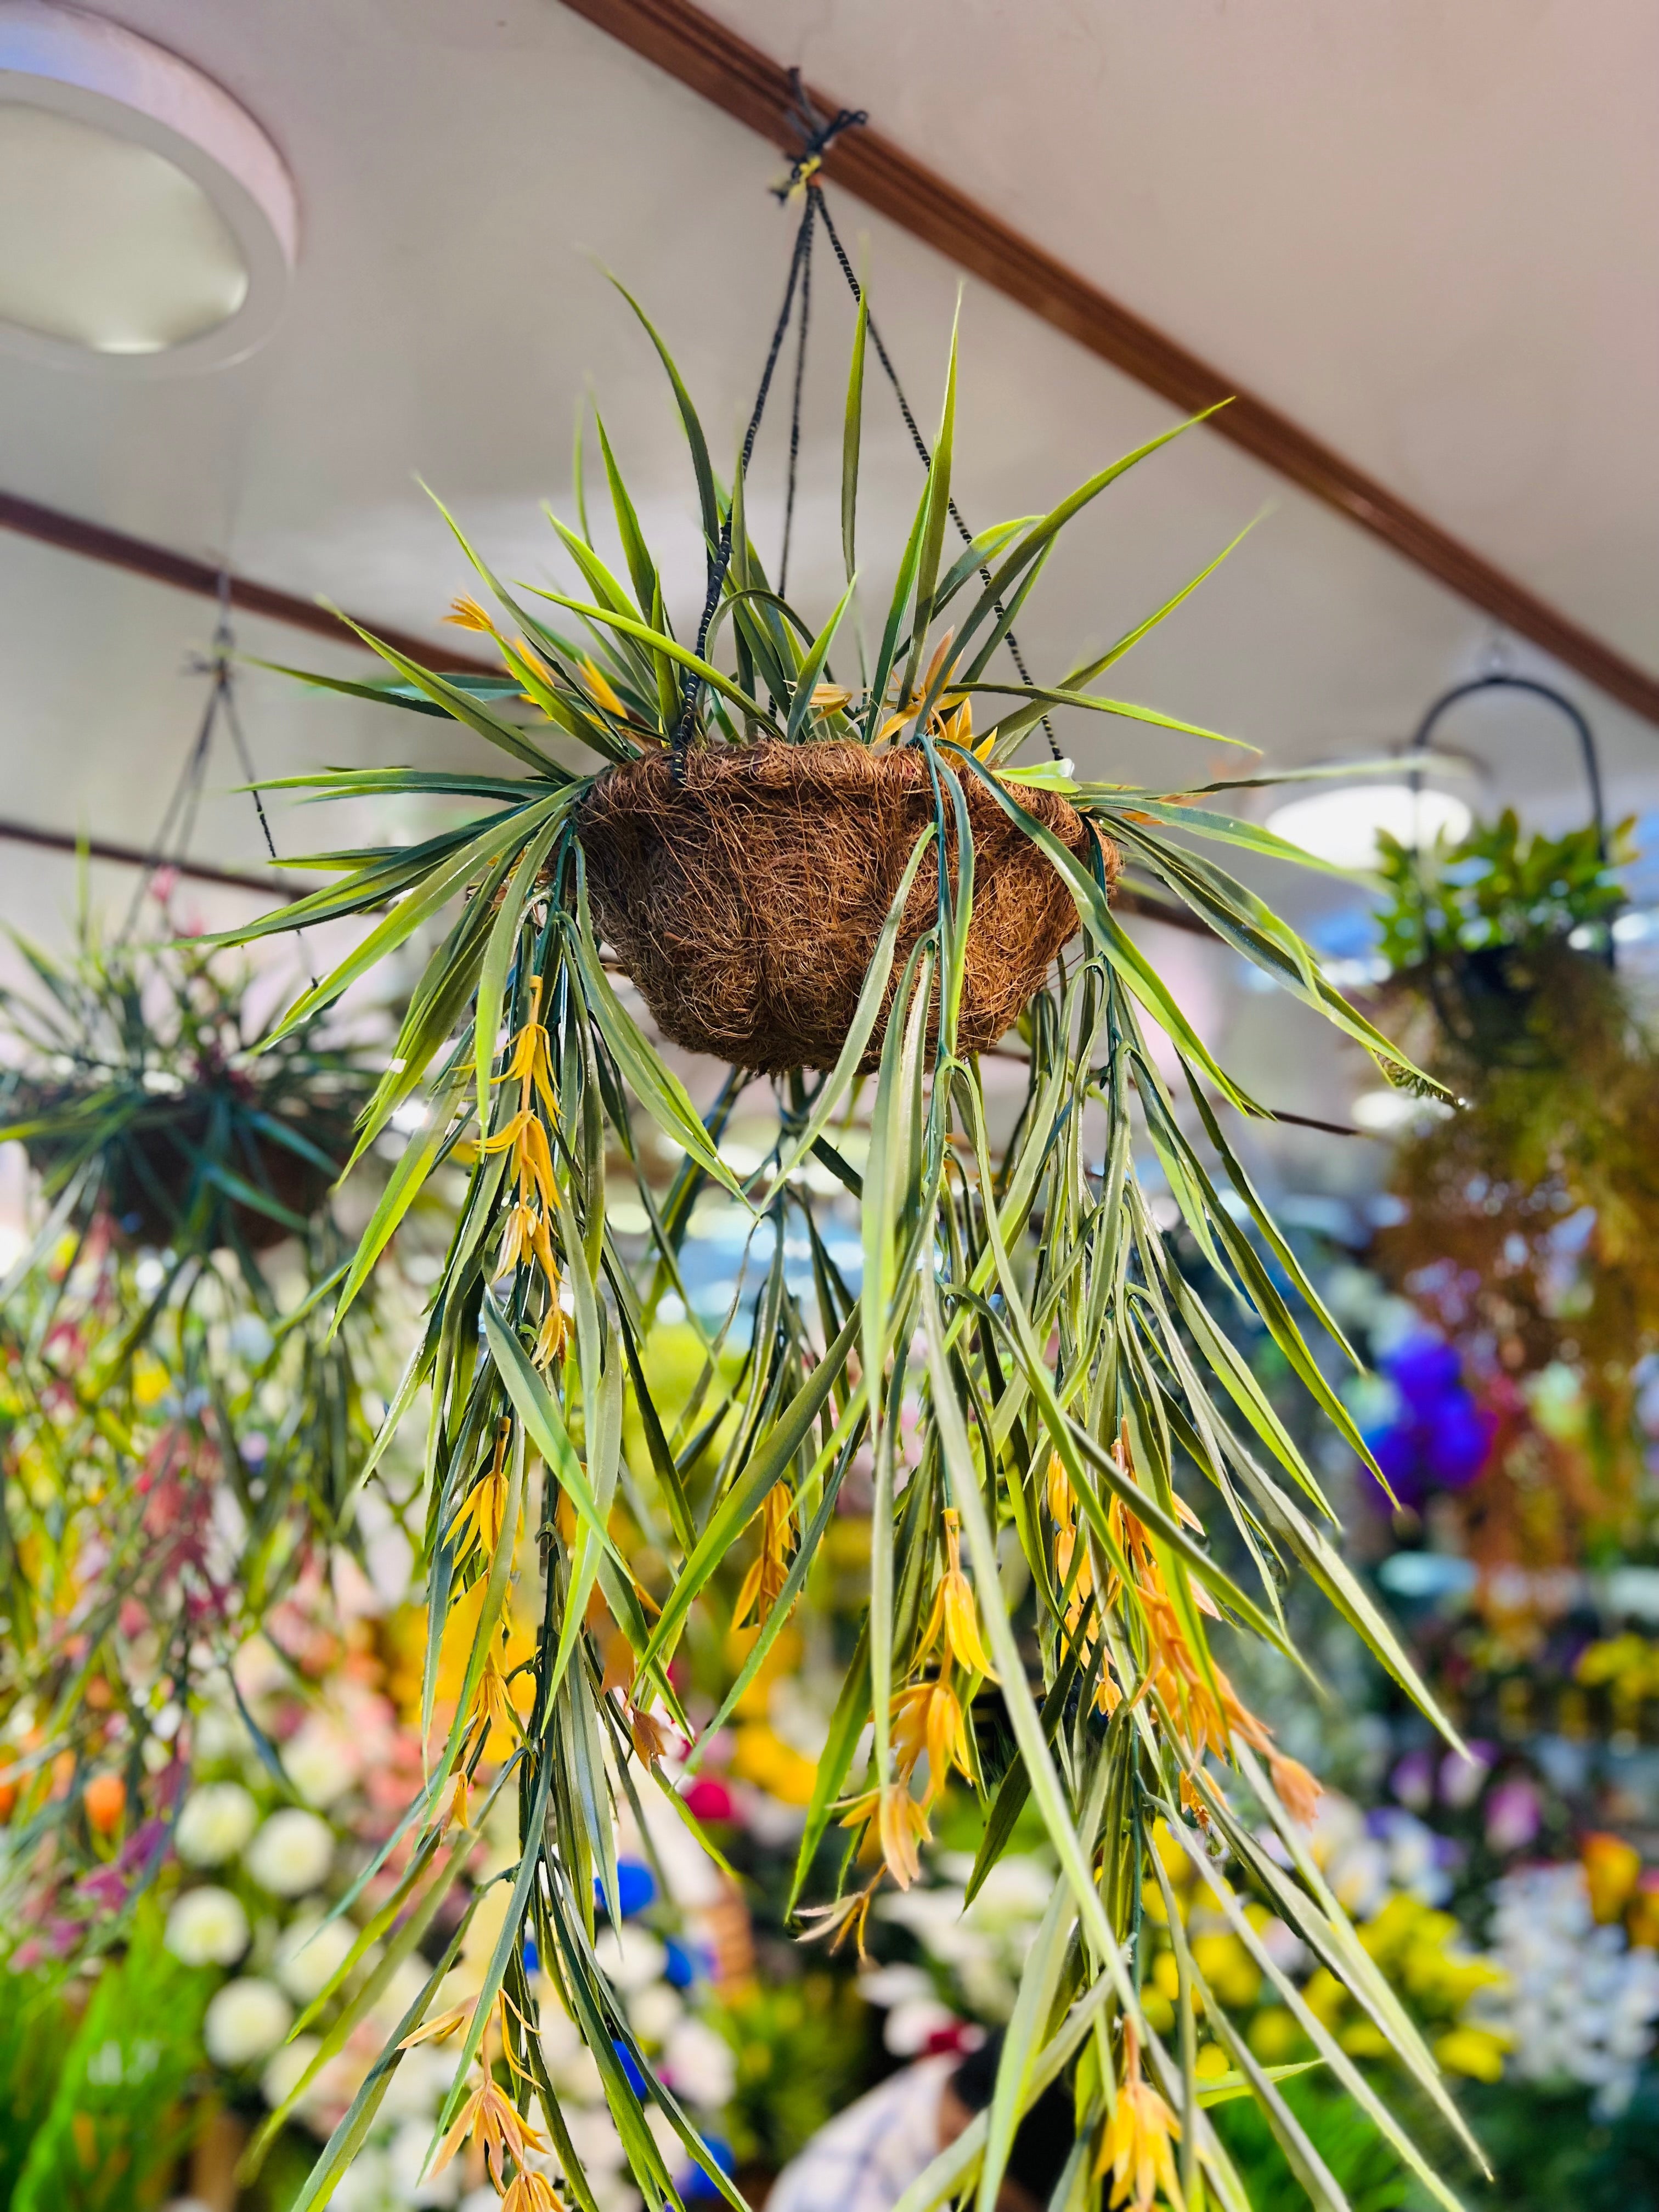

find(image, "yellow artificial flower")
[431,2072,545,2191]
[732,1482,797,1632]
[448,1420,514,1565]
[918,1508,997,1680]
[1098,2021,1183,2212]
[579,655,629,720]
[891,1666,972,1805]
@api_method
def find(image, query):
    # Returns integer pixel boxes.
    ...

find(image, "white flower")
[274,1912,360,2005]
[283,1719,358,1810]
[331,2147,392,2212]
[594,1925,667,1991]
[663,2016,735,2108]
[563,2106,628,2173]
[541,2004,605,2102]
[1484,1863,1659,2114]
[204,1978,294,2069]
[883,1995,958,2057]
[387,2114,463,2204]
[629,1983,684,2046]
[381,2045,452,2124]
[246,1808,336,1897]
[261,2032,320,2113]
[176,1782,259,1867]
[166,1886,250,1967]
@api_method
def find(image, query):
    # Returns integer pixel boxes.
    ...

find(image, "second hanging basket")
[578,741,1113,1074]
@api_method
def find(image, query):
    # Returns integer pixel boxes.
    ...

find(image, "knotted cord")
[670,70,1061,774]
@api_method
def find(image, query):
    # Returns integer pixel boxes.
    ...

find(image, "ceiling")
[0,0,1652,1156]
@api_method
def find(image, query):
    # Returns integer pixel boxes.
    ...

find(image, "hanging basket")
[8,1079,357,1255]
[578,741,1113,1074]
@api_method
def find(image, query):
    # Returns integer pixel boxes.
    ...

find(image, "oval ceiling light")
[1266,779,1473,871]
[0,1,296,371]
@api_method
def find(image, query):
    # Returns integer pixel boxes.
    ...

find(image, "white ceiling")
[0,0,1652,1143]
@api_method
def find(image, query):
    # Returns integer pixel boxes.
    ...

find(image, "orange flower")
[732,1483,796,1632]
[1098,2022,1183,2211]
[432,2072,545,2190]
[1583,1831,1642,1923]
[500,2175,561,2212]
[1268,1751,1322,1829]
[82,1770,126,1836]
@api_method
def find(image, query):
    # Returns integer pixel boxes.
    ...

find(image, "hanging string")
[674,75,1060,773]
[670,194,816,779]
[810,188,1064,760]
[777,199,814,601]
[122,575,318,983]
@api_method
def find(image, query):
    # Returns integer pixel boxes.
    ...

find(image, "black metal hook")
[1408,672,1606,865]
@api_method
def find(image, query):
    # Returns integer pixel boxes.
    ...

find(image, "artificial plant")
[1372,813,1659,1554]
[0,904,424,1911]
[221,263,1486,2212]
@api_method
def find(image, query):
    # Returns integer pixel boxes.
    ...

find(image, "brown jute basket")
[578,741,1114,1075]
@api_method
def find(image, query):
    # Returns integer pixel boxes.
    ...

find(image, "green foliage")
[0,1960,77,2203]
[1375,808,1632,975]
[718,1974,869,2172]
[10,1906,211,2211]
[219,290,1474,2212]
[0,909,372,1274]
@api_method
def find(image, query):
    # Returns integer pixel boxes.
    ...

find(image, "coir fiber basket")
[578,741,1114,1074]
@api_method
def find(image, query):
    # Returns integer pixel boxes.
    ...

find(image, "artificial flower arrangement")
[1369,812,1659,1557]
[214,258,1492,2212]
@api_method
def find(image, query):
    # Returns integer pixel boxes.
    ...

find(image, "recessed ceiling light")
[1266,781,1472,871]
[0,2,297,373]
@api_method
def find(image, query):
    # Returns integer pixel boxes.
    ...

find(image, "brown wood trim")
[0,489,496,676]
[557,0,1659,731]
[0,815,319,898]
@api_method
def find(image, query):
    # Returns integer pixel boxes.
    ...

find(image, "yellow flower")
[500,2176,561,2212]
[1434,2025,1509,2084]
[1098,2022,1183,2211]
[580,655,629,720]
[448,1420,514,1565]
[918,1508,997,1680]
[839,1782,930,1889]
[431,2071,545,2190]
[796,1880,878,1960]
[445,594,496,633]
[891,1667,971,1804]
[732,1482,797,1632]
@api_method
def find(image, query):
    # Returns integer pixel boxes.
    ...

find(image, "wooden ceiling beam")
[0,488,495,675]
[557,0,1659,731]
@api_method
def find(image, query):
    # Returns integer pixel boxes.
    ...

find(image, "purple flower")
[1391,1748,1435,1812]
[1483,1776,1542,1853]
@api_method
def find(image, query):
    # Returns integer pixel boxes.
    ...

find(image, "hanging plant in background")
[217,183,1486,2212]
[1370,777,1659,1558]
[0,901,428,1939]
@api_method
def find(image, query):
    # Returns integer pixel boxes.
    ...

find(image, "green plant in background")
[718,1976,868,2176]
[0,913,428,1954]
[9,1903,211,2211]
[0,1959,77,2204]
[1368,809,1659,1555]
[216,260,1488,2212]
[0,905,371,1299]
[1374,809,1632,977]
